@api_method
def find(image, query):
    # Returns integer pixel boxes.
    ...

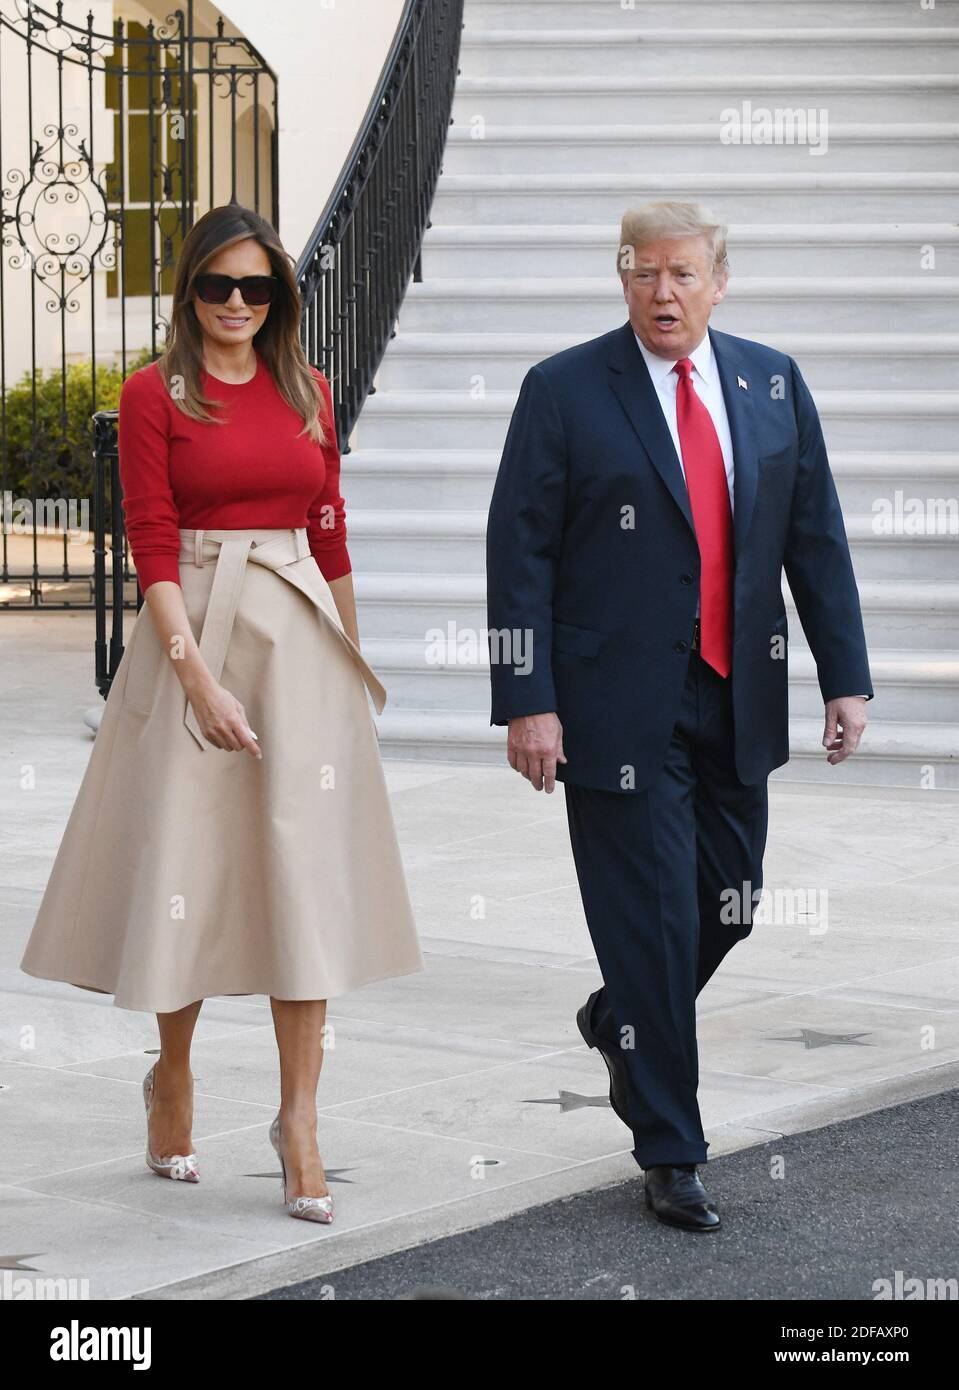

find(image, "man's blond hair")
[618,201,729,279]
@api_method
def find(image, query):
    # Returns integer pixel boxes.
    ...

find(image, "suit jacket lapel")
[607,321,761,557]
[709,327,760,558]
[606,321,695,536]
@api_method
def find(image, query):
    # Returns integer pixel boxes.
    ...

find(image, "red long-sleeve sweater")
[117,351,351,593]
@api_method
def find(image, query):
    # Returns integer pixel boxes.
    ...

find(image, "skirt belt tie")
[178,527,386,750]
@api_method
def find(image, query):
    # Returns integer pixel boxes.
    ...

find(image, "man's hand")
[822,696,868,765]
[507,712,567,792]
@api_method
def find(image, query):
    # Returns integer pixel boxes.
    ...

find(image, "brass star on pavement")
[0,1253,43,1271]
[769,1029,873,1050]
[247,1168,355,1185]
[525,1091,611,1112]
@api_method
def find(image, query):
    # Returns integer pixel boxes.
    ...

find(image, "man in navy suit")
[486,201,873,1231]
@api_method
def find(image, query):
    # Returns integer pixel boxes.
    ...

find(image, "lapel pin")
[737,376,748,390]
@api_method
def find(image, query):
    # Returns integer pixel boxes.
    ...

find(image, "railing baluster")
[295,0,463,454]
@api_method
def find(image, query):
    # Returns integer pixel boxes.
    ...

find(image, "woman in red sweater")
[20,204,423,1224]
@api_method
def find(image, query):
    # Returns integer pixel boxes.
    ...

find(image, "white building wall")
[218,0,406,260]
[0,0,405,381]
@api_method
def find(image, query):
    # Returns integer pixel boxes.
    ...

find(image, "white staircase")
[346,0,959,788]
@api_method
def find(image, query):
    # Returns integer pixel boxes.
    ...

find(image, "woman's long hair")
[157,203,328,445]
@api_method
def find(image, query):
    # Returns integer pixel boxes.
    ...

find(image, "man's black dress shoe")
[644,1165,721,1232]
[576,988,630,1127]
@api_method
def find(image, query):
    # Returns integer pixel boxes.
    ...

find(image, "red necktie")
[672,358,734,677]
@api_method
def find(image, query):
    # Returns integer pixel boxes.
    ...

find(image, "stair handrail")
[295,0,465,452]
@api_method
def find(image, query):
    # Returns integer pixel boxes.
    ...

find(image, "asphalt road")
[255,1089,958,1302]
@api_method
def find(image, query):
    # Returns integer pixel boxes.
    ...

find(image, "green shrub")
[1,346,157,500]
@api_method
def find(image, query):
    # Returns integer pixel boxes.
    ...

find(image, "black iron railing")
[91,411,133,698]
[296,0,464,450]
[89,0,463,694]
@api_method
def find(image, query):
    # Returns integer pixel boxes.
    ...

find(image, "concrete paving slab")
[1,610,957,1299]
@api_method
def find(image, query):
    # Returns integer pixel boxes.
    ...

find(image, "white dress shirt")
[634,330,736,620]
[633,330,735,512]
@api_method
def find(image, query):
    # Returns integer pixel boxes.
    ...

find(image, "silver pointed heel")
[269,1113,334,1224]
[142,1061,199,1182]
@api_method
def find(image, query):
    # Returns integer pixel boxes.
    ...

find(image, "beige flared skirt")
[20,527,424,1013]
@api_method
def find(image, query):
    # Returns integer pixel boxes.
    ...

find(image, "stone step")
[370,708,959,789]
[443,122,959,175]
[344,447,959,515]
[420,222,959,280]
[363,636,959,722]
[352,573,959,649]
[431,172,959,223]
[344,505,958,580]
[356,385,959,453]
[466,0,959,30]
[779,718,959,787]
[360,0,959,786]
[452,73,959,124]
[395,276,959,338]
[376,330,959,392]
[458,29,959,79]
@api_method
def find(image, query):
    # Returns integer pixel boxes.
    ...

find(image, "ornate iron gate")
[0,0,278,609]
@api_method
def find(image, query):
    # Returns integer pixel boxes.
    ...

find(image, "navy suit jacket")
[486,321,874,793]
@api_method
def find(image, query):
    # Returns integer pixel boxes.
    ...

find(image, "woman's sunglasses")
[193,273,278,306]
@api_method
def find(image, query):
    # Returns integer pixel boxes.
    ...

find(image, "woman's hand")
[185,676,262,758]
[142,582,261,757]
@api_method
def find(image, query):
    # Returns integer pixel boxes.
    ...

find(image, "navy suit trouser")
[563,649,769,1169]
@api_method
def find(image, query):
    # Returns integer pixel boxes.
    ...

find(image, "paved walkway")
[2,613,958,1299]
[254,1090,959,1303]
